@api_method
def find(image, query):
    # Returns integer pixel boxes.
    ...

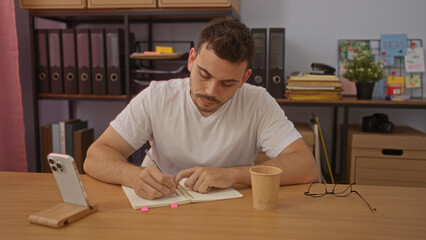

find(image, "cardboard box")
[158,0,240,15]
[88,0,156,9]
[20,0,86,9]
[347,124,426,187]
[254,122,314,165]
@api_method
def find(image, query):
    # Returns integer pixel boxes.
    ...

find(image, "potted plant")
[342,50,385,99]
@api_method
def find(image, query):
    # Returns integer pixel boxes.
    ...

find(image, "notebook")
[122,178,243,209]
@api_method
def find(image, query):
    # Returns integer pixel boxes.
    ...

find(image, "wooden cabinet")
[20,0,157,9]
[21,0,86,9]
[353,156,426,187]
[88,0,157,9]
[347,124,426,187]
[158,0,240,15]
[20,0,239,10]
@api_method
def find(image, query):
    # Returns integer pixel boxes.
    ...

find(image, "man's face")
[187,45,252,117]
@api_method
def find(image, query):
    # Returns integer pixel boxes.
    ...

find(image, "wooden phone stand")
[29,202,97,228]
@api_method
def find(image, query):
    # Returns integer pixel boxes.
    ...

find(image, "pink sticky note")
[170,203,178,208]
[141,207,149,212]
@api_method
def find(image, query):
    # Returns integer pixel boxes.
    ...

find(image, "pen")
[144,149,179,197]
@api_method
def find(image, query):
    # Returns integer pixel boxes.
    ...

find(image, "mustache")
[195,94,221,104]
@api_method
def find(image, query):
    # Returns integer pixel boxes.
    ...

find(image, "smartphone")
[47,153,90,207]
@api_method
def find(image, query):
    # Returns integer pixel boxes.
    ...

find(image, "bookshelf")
[25,7,239,172]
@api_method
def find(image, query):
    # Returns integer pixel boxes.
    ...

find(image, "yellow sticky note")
[406,75,421,88]
[387,76,405,92]
[155,46,174,54]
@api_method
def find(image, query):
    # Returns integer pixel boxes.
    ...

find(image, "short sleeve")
[256,91,301,158]
[110,87,153,150]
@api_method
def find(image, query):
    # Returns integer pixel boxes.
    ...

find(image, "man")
[84,17,317,200]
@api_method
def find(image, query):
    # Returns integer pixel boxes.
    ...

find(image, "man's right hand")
[133,166,177,200]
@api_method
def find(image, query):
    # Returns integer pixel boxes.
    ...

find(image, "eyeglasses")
[304,183,377,212]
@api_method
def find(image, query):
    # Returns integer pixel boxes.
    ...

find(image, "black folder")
[105,29,125,95]
[91,29,107,95]
[248,28,267,87]
[267,28,285,98]
[35,30,50,93]
[62,29,78,94]
[48,29,64,94]
[76,29,92,94]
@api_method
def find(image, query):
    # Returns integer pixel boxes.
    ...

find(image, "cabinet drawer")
[355,157,426,187]
[20,0,86,9]
[159,0,234,7]
[158,0,240,14]
[88,0,156,8]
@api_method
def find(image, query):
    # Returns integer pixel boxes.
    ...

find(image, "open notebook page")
[122,178,243,209]
[184,185,243,202]
[122,185,190,209]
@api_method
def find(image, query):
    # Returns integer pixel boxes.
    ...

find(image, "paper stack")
[285,74,343,100]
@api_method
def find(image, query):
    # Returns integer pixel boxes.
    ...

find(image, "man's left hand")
[175,166,235,193]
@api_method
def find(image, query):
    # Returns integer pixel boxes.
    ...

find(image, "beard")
[192,93,224,114]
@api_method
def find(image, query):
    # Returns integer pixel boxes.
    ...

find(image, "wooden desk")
[277,97,426,182]
[1,172,425,240]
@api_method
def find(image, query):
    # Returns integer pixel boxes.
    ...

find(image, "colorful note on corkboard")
[380,34,407,57]
[406,75,421,88]
[405,47,425,72]
[387,76,405,92]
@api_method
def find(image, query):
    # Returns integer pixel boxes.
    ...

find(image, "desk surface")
[1,172,425,240]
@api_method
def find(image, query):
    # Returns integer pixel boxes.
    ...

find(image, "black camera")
[362,113,394,133]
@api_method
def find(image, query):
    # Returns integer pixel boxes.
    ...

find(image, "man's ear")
[187,48,196,72]
[240,68,252,87]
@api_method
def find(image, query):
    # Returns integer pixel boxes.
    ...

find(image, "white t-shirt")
[110,78,301,176]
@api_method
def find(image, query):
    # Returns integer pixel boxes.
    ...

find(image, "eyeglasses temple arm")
[353,190,377,212]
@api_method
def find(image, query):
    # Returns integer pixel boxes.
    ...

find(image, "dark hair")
[197,17,255,67]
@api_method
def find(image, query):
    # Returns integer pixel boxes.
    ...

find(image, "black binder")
[62,29,78,94]
[248,28,267,87]
[76,29,92,94]
[35,30,50,93]
[48,29,63,94]
[267,28,285,98]
[105,29,124,95]
[90,29,107,95]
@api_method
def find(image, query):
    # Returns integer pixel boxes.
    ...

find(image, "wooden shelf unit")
[27,7,239,171]
[37,93,127,101]
[277,97,426,182]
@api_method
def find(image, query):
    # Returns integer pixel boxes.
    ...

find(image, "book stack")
[40,119,94,174]
[285,74,343,100]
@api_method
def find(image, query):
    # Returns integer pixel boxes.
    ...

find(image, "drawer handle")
[382,149,403,156]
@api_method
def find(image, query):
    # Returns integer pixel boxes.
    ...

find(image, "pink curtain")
[0,0,27,171]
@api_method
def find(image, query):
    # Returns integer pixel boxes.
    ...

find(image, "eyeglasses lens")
[309,183,327,197]
[333,185,352,197]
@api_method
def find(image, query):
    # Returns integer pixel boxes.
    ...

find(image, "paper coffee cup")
[249,166,283,210]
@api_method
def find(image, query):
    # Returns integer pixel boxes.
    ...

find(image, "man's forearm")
[254,138,318,185]
[227,145,317,187]
[261,151,318,185]
[230,153,317,187]
[84,142,140,188]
